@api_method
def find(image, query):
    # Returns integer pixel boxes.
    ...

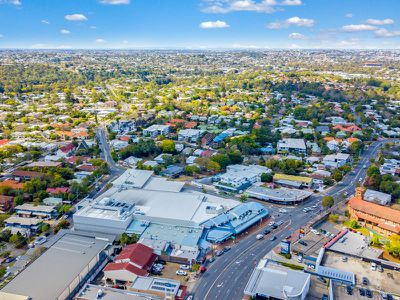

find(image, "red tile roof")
[0,139,10,146]
[12,170,45,179]
[0,180,24,190]
[349,195,400,226]
[104,262,149,277]
[184,122,198,129]
[115,243,156,269]
[60,143,76,153]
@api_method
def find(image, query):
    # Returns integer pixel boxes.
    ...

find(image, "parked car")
[256,234,264,240]
[366,289,373,298]
[180,265,190,270]
[299,240,308,246]
[4,257,14,264]
[268,221,275,226]
[371,262,377,271]
[359,288,366,296]
[377,265,383,272]
[317,277,326,284]
[362,277,369,285]
[34,236,47,245]
[215,250,224,256]
[276,220,284,226]
[387,294,394,300]
[176,270,187,276]
[346,286,353,295]
[342,256,348,262]
[223,247,231,252]
[263,228,271,235]
[208,257,215,263]
[270,236,277,241]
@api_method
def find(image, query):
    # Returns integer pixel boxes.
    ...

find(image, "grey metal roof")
[2,231,110,300]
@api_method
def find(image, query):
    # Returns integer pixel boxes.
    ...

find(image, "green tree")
[260,172,273,183]
[160,139,176,153]
[211,154,231,170]
[328,214,339,223]
[322,196,334,208]
[120,233,138,245]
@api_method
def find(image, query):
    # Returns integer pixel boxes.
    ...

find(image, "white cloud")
[268,16,314,29]
[342,24,377,32]
[281,0,301,5]
[99,0,129,4]
[96,38,106,43]
[60,29,71,35]
[201,0,301,14]
[374,28,400,38]
[200,20,230,29]
[345,13,353,18]
[288,32,305,39]
[65,14,87,21]
[367,18,394,25]
[0,0,21,5]
[41,20,50,25]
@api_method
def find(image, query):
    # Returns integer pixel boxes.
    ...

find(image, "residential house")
[0,195,14,213]
[104,243,157,284]
[15,203,58,219]
[143,125,171,138]
[277,138,306,154]
[178,129,204,143]
[322,153,351,169]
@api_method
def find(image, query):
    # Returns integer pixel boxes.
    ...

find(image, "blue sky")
[0,0,400,49]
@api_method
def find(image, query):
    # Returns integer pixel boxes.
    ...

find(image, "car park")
[176,270,187,276]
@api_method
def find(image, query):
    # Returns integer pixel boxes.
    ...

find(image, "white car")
[180,265,190,270]
[256,234,264,240]
[176,270,187,276]
[34,236,47,245]
[371,262,377,271]
[278,208,287,213]
[268,221,275,226]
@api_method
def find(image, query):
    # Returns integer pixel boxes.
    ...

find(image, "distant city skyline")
[0,0,400,49]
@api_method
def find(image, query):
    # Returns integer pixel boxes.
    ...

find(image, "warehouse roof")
[1,231,111,300]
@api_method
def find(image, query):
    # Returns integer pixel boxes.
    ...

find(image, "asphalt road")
[93,127,125,197]
[193,139,391,300]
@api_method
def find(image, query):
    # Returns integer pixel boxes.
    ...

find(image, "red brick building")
[348,187,400,236]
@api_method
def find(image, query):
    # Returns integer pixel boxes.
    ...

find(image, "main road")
[193,139,391,300]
